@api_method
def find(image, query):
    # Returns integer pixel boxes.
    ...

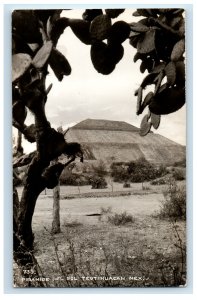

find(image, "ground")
[15,182,186,288]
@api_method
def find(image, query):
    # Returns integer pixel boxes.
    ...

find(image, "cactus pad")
[32,41,53,69]
[140,114,152,136]
[12,53,32,82]
[90,15,111,41]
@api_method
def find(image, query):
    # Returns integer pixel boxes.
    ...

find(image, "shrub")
[158,181,186,220]
[107,211,134,226]
[100,206,112,214]
[110,162,129,182]
[151,176,170,185]
[172,168,185,181]
[59,173,90,186]
[110,159,167,183]
[123,182,130,188]
[173,159,186,168]
[90,176,107,189]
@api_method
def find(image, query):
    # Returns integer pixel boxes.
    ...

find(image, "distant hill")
[65,118,186,166]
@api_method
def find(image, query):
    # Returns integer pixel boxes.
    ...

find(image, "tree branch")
[13,151,36,168]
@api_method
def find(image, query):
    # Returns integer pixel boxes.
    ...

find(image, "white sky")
[14,8,186,153]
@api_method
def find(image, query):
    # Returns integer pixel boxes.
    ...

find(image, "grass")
[14,182,186,287]
[107,212,135,226]
[14,215,186,287]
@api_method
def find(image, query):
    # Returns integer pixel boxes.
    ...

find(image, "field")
[15,182,186,288]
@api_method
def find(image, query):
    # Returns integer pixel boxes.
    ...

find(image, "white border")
[1,1,196,299]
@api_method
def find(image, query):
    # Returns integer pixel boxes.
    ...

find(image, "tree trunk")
[51,182,61,234]
[17,157,47,250]
[13,187,20,251]
[17,130,22,150]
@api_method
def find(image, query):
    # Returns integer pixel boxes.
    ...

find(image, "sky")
[13,8,186,153]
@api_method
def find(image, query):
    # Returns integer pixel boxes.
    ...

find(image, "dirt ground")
[15,183,186,288]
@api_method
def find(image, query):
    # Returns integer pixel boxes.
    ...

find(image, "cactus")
[165,61,176,86]
[49,48,71,80]
[140,114,152,136]
[171,39,185,61]
[150,112,161,129]
[12,53,32,82]
[32,40,53,69]
[108,21,130,44]
[137,29,156,54]
[68,19,92,45]
[90,14,111,41]
[149,86,185,115]
[82,9,103,21]
[105,9,125,18]
[12,10,42,43]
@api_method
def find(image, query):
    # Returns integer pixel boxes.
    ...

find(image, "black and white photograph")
[12,8,186,288]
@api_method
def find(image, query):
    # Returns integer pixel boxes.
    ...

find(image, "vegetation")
[173,158,186,168]
[110,159,167,183]
[158,181,186,220]
[151,176,171,185]
[172,168,185,181]
[14,216,186,287]
[123,182,131,188]
[90,176,108,189]
[107,211,134,226]
[60,173,90,186]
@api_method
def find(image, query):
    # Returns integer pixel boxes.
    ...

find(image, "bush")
[100,206,112,214]
[110,162,130,182]
[110,159,167,183]
[173,159,186,168]
[158,181,186,220]
[151,176,171,185]
[107,211,134,226]
[59,173,90,186]
[90,176,107,189]
[172,168,185,181]
[123,182,130,188]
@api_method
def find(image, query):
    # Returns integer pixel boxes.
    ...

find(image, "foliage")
[107,211,134,226]
[123,182,131,188]
[172,168,185,181]
[173,158,186,168]
[59,173,90,186]
[100,206,112,214]
[158,181,186,220]
[90,176,108,189]
[150,176,171,185]
[110,159,167,183]
[110,162,130,182]
[130,9,185,135]
[12,9,185,139]
[151,166,185,184]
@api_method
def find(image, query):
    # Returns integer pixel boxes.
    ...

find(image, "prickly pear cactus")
[12,8,186,143]
[130,8,185,135]
[140,114,152,136]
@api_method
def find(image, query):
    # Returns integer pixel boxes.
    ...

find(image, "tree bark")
[13,187,20,251]
[51,183,61,234]
[16,130,23,154]
[17,157,47,250]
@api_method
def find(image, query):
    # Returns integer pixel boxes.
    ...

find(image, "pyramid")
[65,119,185,165]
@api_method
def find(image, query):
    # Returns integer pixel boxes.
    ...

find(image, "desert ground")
[15,182,186,288]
